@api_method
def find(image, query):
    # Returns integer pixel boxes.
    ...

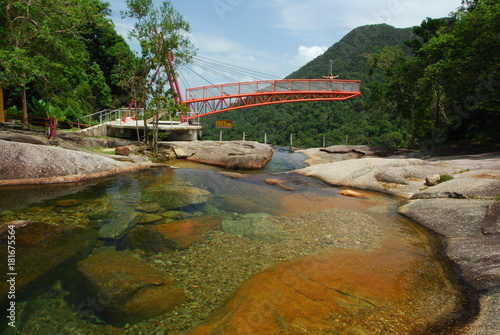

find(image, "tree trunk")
[152,109,159,155]
[21,73,28,124]
[143,107,149,145]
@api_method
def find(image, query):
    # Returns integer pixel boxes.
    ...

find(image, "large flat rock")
[412,169,500,199]
[398,199,494,238]
[184,246,461,334]
[0,139,149,185]
[162,141,274,170]
[399,198,500,335]
[446,235,500,291]
[295,158,458,198]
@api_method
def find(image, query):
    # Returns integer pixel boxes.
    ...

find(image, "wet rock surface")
[142,186,212,210]
[0,222,97,303]
[183,243,460,335]
[98,210,142,240]
[127,217,222,253]
[446,234,500,291]
[458,293,500,335]
[76,250,186,325]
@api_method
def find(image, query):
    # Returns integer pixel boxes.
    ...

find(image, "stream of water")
[0,149,472,334]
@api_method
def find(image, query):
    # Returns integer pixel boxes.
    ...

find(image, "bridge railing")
[77,108,148,128]
[185,79,361,101]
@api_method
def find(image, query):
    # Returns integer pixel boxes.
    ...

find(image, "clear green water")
[0,156,472,334]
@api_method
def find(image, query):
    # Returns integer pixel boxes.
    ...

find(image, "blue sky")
[107,0,464,93]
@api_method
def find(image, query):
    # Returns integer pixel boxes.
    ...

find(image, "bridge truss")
[183,79,361,120]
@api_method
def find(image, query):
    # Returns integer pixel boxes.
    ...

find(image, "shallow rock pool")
[0,156,473,334]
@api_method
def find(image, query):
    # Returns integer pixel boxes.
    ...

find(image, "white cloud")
[262,0,462,44]
[297,45,328,62]
[285,45,328,69]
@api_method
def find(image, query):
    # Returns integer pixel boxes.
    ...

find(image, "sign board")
[215,120,233,128]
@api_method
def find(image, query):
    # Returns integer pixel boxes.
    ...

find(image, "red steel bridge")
[182,78,361,121]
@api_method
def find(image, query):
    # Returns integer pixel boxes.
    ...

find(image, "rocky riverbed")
[0,128,499,334]
[296,145,500,335]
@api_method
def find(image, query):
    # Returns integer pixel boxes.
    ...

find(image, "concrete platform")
[77,118,202,141]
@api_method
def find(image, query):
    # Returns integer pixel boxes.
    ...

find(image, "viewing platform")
[76,110,202,141]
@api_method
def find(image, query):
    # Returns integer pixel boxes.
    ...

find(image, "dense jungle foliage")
[1,0,498,149]
[0,0,139,122]
[201,0,499,148]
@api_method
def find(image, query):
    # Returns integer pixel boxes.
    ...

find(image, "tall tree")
[0,0,102,123]
[368,1,499,145]
[122,0,196,151]
[416,0,500,142]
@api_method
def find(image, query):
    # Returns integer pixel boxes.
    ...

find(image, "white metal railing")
[77,108,145,129]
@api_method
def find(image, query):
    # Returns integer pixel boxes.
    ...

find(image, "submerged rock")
[138,213,164,225]
[184,246,461,334]
[143,186,211,210]
[55,199,80,207]
[263,178,296,191]
[77,250,185,325]
[127,217,222,253]
[135,203,162,213]
[155,217,222,250]
[0,223,97,303]
[98,210,142,240]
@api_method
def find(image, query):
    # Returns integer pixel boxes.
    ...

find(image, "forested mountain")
[201,0,499,148]
[200,24,416,147]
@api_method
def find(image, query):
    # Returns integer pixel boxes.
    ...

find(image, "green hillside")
[200,24,415,147]
[201,1,500,148]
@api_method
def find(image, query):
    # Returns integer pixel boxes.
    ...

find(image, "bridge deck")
[184,79,361,119]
